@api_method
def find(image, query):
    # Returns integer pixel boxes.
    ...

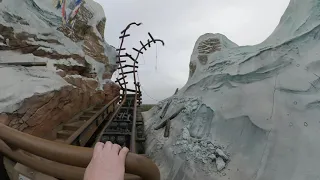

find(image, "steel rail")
[96,95,127,143]
[129,32,165,153]
[116,22,143,153]
[130,93,138,152]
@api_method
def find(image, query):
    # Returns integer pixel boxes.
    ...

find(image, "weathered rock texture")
[7,80,119,139]
[189,33,238,78]
[0,0,119,139]
[145,0,320,179]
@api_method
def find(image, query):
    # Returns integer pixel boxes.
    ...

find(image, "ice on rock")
[200,141,207,147]
[216,157,226,172]
[215,148,229,161]
[182,127,190,140]
[181,140,188,144]
[189,104,214,139]
[195,152,200,158]
[185,98,201,114]
[182,116,189,123]
[190,101,199,110]
[181,144,188,150]
[202,159,208,164]
[193,145,201,152]
[208,144,215,150]
[156,144,163,150]
[209,154,217,160]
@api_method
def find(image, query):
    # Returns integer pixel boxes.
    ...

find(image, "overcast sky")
[94,0,290,104]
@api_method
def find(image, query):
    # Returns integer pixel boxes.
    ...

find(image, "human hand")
[84,141,129,180]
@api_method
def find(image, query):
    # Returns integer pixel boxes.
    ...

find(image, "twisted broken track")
[0,22,164,180]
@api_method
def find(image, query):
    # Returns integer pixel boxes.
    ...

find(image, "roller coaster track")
[0,22,164,180]
[98,22,165,153]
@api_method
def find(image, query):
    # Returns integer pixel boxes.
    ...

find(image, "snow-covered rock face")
[0,0,117,80]
[145,0,320,179]
[0,0,119,139]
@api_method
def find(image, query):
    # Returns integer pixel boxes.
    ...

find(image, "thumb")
[119,147,129,164]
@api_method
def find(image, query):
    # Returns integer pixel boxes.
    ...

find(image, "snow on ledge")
[0,66,68,113]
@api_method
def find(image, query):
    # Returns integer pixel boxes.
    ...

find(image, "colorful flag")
[55,0,83,25]
[67,0,83,24]
[69,2,82,20]
[61,0,67,24]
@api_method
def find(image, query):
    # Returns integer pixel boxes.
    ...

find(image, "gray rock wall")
[144,0,320,179]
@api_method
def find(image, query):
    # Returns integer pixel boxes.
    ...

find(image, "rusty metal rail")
[130,93,138,152]
[65,95,119,145]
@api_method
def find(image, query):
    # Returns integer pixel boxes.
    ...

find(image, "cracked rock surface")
[143,0,320,179]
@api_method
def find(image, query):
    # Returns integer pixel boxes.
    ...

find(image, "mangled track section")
[98,22,164,153]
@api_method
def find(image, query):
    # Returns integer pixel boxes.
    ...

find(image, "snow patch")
[0,42,7,46]
[55,58,84,67]
[103,42,117,66]
[0,66,68,113]
[38,46,53,53]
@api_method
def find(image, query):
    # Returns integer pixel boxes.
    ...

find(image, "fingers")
[93,142,104,158]
[104,141,112,151]
[100,142,128,162]
[119,147,129,163]
[111,144,121,154]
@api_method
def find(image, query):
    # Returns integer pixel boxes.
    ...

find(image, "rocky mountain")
[0,0,119,139]
[144,0,320,179]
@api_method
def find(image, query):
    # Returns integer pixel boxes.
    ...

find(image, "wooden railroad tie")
[154,107,185,131]
[120,70,137,75]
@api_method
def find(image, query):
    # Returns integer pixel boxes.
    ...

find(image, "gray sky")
[94,0,290,104]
